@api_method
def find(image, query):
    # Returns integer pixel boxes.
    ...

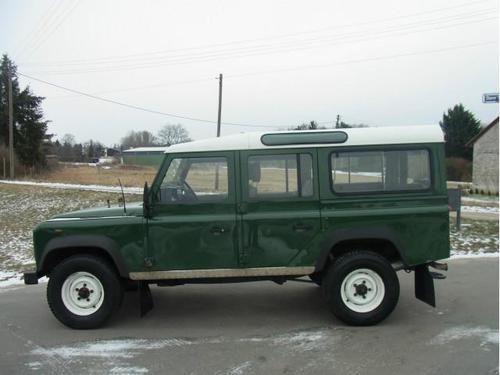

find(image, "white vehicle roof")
[123,147,168,153]
[166,125,444,153]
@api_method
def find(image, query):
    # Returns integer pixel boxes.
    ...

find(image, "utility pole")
[7,70,15,179]
[216,73,223,137]
[335,114,340,129]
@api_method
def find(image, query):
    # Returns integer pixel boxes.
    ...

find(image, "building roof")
[466,116,499,147]
[123,147,168,153]
[165,125,444,153]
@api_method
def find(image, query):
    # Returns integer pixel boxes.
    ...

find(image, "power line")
[13,0,66,57]
[16,40,496,129]
[25,0,81,59]
[46,77,216,99]
[29,40,496,103]
[20,11,497,75]
[225,40,497,79]
[19,0,495,67]
[17,72,277,129]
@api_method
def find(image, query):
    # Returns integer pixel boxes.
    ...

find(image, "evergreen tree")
[0,55,49,167]
[439,104,481,160]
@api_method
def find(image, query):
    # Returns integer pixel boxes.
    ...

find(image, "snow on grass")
[449,218,498,256]
[1,183,498,287]
[462,195,499,204]
[461,205,499,214]
[0,179,142,194]
[0,184,139,284]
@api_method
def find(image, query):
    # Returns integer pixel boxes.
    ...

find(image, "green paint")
[32,142,450,277]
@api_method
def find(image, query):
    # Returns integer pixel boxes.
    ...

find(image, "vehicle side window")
[159,157,228,203]
[331,149,431,193]
[247,153,313,199]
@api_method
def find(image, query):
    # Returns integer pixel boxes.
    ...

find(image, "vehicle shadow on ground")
[111,278,413,331]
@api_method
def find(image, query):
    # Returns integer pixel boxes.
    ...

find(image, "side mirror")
[143,182,151,218]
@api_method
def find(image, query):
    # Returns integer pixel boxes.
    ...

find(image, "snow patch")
[0,179,142,194]
[224,361,252,375]
[110,366,149,374]
[0,274,47,289]
[27,329,336,373]
[462,205,499,214]
[429,326,499,347]
[450,252,499,259]
[238,329,330,352]
[32,338,193,359]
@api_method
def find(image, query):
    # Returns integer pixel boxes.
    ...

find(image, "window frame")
[242,149,317,202]
[328,146,434,196]
[152,152,235,205]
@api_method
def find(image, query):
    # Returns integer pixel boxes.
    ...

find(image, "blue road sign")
[483,93,499,103]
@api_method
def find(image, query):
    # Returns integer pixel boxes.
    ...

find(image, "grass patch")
[0,184,139,272]
[27,163,157,188]
[449,218,499,255]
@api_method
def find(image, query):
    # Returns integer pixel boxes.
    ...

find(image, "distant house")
[466,117,499,195]
[121,147,167,167]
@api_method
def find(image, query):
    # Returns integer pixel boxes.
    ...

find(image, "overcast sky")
[1,0,499,145]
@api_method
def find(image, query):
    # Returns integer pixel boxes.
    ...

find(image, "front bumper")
[23,270,39,285]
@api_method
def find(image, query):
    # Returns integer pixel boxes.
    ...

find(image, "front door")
[147,152,238,271]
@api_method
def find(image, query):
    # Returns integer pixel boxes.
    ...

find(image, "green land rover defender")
[24,125,450,329]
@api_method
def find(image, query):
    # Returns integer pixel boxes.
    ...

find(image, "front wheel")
[322,251,399,326]
[47,255,123,329]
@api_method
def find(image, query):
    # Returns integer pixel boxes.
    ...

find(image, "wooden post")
[8,72,15,179]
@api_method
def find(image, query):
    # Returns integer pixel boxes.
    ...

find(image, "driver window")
[159,157,228,203]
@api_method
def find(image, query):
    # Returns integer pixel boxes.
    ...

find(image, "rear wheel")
[322,251,399,326]
[47,255,123,329]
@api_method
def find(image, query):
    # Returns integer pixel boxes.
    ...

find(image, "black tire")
[322,251,399,326]
[47,255,124,329]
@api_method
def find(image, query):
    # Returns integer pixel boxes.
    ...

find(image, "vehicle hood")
[51,202,144,219]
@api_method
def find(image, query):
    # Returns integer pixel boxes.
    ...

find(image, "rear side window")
[247,153,313,199]
[331,149,431,193]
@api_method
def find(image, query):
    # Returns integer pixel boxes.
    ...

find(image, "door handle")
[292,223,313,232]
[210,226,226,235]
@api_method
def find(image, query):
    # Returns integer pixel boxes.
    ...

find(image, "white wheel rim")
[340,268,385,313]
[61,272,104,316]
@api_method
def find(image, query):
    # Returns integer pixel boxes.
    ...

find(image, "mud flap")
[414,265,436,307]
[139,282,154,317]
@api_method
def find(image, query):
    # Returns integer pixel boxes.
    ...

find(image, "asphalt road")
[0,258,498,375]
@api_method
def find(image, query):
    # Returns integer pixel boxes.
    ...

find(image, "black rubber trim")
[40,235,129,277]
[315,226,407,272]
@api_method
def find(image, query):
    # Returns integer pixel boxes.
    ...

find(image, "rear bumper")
[23,270,39,285]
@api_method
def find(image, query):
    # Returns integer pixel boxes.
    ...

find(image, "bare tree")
[60,133,76,146]
[157,124,192,146]
[121,130,157,149]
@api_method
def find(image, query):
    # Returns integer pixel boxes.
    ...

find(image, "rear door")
[239,149,321,268]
